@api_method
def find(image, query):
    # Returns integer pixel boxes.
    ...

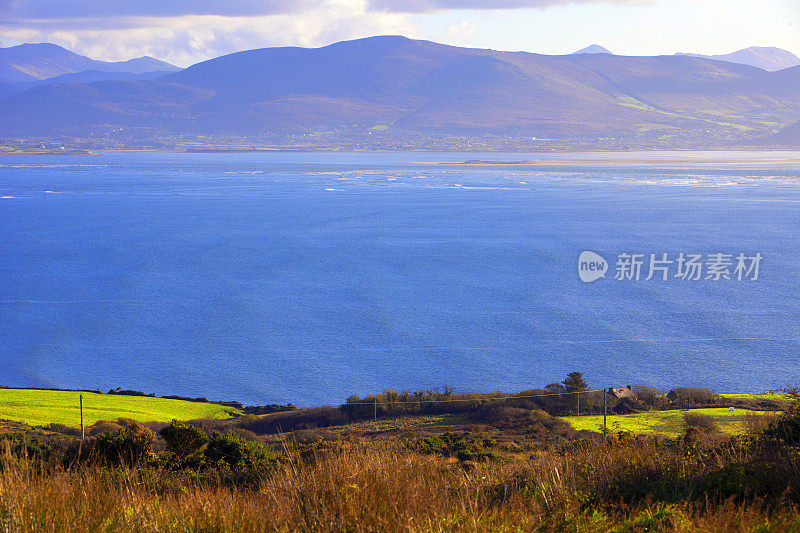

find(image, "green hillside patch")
[564,408,778,438]
[616,96,755,131]
[720,392,789,401]
[0,389,239,427]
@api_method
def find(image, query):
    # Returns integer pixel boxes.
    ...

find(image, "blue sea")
[1,151,798,406]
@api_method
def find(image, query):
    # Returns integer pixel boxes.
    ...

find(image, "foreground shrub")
[683,412,719,433]
[764,399,800,445]
[205,431,278,471]
[87,420,123,436]
[410,432,498,462]
[69,423,156,467]
[0,432,70,466]
[160,420,208,461]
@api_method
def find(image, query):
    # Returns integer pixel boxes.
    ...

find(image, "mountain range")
[0,43,178,83]
[1,37,798,147]
[676,46,800,72]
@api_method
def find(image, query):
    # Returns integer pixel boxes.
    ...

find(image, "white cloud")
[445,20,477,45]
[368,0,650,12]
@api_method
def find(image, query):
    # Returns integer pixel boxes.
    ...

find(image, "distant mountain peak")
[572,44,612,55]
[676,46,800,71]
[105,55,179,73]
[12,42,64,50]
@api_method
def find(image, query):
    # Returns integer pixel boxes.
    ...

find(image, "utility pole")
[374,397,377,422]
[80,394,85,441]
[577,391,580,416]
[603,389,607,431]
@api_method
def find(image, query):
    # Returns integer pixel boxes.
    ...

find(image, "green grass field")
[719,393,790,401]
[564,408,779,437]
[0,389,239,427]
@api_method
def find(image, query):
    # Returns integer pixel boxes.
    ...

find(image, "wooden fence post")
[80,394,85,441]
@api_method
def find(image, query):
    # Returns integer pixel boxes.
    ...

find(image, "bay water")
[1,151,798,405]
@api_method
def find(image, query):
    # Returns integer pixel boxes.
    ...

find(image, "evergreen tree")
[562,372,588,393]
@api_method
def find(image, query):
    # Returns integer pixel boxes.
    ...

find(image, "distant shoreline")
[1,148,799,161]
[449,155,800,166]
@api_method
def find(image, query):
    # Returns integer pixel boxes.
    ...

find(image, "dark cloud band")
[0,0,650,20]
[0,0,320,19]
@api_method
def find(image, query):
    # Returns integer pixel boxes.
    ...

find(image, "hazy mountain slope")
[0,81,19,100]
[100,56,178,74]
[162,37,676,134]
[161,36,493,131]
[0,44,98,81]
[677,46,800,72]
[21,69,177,88]
[558,54,800,128]
[392,52,662,135]
[0,81,212,134]
[163,36,800,134]
[161,37,464,106]
[1,36,799,140]
[757,121,800,146]
[0,69,174,100]
[0,43,179,82]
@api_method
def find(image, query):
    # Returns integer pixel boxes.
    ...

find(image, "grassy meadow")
[564,407,779,437]
[0,389,238,427]
[720,392,789,401]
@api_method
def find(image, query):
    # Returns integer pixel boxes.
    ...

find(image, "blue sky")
[0,0,797,66]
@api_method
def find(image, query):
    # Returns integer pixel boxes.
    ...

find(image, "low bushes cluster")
[763,398,800,445]
[682,412,720,433]
[239,406,349,434]
[240,385,641,435]
[667,386,723,406]
[160,420,207,461]
[409,432,499,462]
[68,421,156,467]
[469,405,577,440]
[0,419,282,486]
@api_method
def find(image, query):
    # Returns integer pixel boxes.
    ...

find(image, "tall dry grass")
[3,436,800,532]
